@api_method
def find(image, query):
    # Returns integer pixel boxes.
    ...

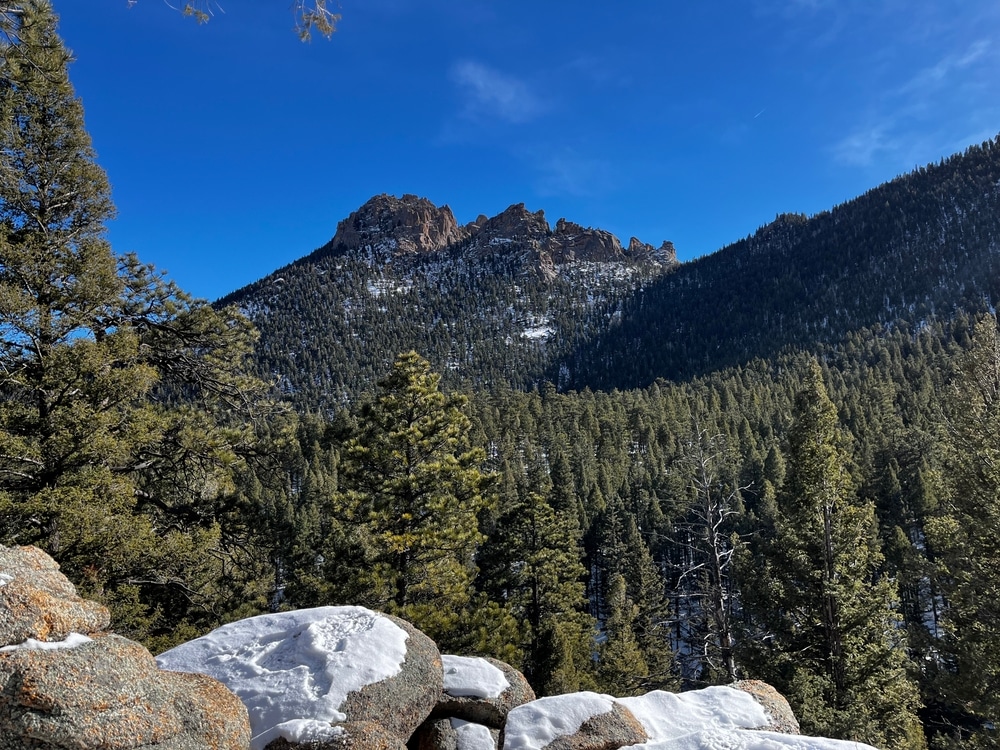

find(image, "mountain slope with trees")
[569,142,1000,389]
[221,136,1000,404]
[219,194,676,409]
[9,4,1000,749]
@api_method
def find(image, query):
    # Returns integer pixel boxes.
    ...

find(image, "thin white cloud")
[832,124,896,167]
[896,39,991,96]
[832,34,999,170]
[450,60,542,124]
[532,149,614,198]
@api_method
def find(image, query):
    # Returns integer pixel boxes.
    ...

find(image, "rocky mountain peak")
[544,217,625,264]
[628,237,679,265]
[475,202,551,244]
[329,193,468,254]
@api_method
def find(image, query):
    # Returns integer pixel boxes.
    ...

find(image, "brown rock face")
[544,218,626,264]
[627,237,655,257]
[0,545,110,646]
[0,633,251,750]
[476,203,551,244]
[731,679,801,734]
[330,194,469,254]
[336,613,443,743]
[627,237,678,265]
[0,545,251,750]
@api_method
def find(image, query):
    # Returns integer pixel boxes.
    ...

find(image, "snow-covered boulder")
[414,717,500,750]
[499,686,878,750]
[156,605,443,750]
[432,654,535,729]
[0,544,110,644]
[618,686,876,750]
[731,679,801,734]
[502,691,648,750]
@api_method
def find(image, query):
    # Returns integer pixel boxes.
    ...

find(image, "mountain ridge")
[218,194,677,408]
[219,135,1000,409]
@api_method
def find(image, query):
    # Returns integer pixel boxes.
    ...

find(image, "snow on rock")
[634,729,879,750]
[254,718,346,749]
[444,654,510,699]
[433,655,535,730]
[453,719,498,750]
[263,720,407,750]
[0,572,12,586]
[503,691,617,749]
[502,686,876,750]
[619,686,770,740]
[156,606,410,750]
[618,686,878,750]
[0,631,91,653]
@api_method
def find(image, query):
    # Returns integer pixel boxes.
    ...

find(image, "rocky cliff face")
[326,194,678,278]
[628,237,678,264]
[474,203,551,246]
[329,193,470,255]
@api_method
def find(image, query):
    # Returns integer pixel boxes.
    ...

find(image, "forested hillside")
[5,4,1000,750]
[569,143,1000,389]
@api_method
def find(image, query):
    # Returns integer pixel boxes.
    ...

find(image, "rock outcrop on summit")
[322,193,678,276]
[329,193,470,255]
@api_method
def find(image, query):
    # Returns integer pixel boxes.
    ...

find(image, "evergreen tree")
[477,491,596,695]
[597,572,649,696]
[590,494,674,689]
[0,0,274,649]
[340,351,495,648]
[925,315,1000,747]
[744,361,925,749]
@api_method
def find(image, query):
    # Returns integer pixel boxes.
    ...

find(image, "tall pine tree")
[0,0,273,650]
[743,361,925,749]
[340,351,495,648]
[925,315,1000,747]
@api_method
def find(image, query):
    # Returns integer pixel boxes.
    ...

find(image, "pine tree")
[745,361,925,749]
[340,351,495,647]
[477,491,597,695]
[925,315,1000,747]
[597,572,649,696]
[0,0,273,649]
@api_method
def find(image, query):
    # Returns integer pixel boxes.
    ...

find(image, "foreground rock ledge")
[1,542,877,750]
[0,544,251,750]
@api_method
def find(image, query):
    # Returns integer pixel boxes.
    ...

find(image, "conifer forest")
[5,3,1000,748]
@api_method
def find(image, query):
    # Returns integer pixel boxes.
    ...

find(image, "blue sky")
[55,1,1000,301]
